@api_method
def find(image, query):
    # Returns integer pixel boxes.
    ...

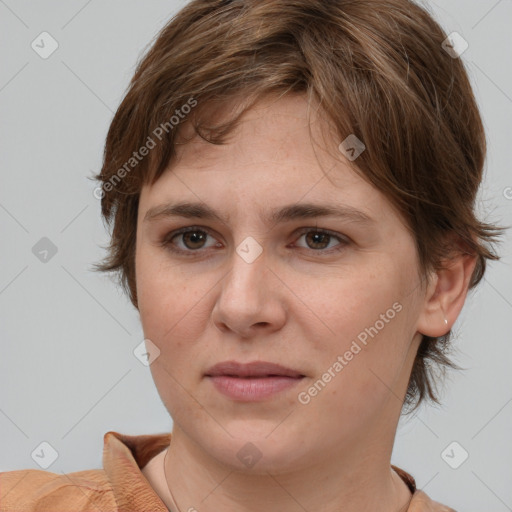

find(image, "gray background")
[0,1,511,510]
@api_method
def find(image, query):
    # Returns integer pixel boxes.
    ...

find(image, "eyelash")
[160,226,350,258]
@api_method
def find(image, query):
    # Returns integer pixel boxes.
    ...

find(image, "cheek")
[308,269,402,344]
[148,359,207,429]
[300,270,412,402]
[137,249,188,327]
[136,251,214,364]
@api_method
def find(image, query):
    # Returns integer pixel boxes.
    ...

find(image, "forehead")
[138,94,402,230]
[172,93,332,167]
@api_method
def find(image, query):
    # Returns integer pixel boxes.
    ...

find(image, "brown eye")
[180,230,208,250]
[294,228,348,253]
[162,227,220,255]
[160,226,348,258]
[304,231,331,250]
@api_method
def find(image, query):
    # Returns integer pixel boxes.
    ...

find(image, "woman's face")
[135,94,430,472]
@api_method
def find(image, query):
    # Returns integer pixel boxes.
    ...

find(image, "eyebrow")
[143,201,376,226]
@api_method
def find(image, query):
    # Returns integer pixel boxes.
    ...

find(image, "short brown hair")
[91,0,508,413]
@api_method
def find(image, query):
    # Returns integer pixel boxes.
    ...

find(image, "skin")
[135,93,477,512]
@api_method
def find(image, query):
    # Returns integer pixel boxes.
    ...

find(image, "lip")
[204,360,305,402]
[207,375,304,401]
[205,360,304,378]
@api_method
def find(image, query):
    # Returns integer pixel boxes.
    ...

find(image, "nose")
[210,244,287,339]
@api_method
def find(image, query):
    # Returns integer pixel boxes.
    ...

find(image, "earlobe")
[416,251,478,338]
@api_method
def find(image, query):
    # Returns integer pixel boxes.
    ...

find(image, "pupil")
[185,231,205,248]
[307,232,328,249]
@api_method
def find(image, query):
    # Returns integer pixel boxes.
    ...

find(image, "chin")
[200,422,311,474]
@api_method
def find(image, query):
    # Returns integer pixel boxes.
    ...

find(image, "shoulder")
[392,465,457,512]
[408,489,458,512]
[0,467,118,511]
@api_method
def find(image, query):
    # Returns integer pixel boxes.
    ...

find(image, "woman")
[0,0,506,510]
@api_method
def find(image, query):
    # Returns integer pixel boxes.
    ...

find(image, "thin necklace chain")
[163,447,183,512]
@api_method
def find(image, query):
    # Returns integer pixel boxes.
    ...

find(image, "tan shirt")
[0,431,456,511]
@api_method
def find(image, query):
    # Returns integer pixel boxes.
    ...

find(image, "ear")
[416,242,478,338]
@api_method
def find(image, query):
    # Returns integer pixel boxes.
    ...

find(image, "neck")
[159,423,412,512]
